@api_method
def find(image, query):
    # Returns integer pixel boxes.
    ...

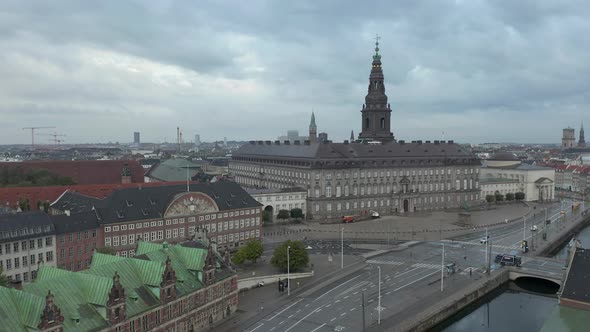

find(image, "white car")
[530,225,538,231]
[480,237,488,244]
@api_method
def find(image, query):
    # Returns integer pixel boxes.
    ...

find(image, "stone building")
[50,182,263,259]
[230,41,481,219]
[0,211,57,284]
[563,127,576,149]
[0,238,237,332]
[480,152,555,201]
[245,187,307,220]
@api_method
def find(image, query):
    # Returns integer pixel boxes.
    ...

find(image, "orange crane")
[22,126,55,150]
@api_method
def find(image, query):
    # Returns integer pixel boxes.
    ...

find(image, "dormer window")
[126,200,133,207]
[116,210,125,219]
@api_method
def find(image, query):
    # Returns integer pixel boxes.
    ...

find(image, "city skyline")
[1,1,590,144]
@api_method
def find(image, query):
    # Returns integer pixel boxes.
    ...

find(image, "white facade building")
[480,152,555,202]
[245,187,307,219]
[0,212,57,284]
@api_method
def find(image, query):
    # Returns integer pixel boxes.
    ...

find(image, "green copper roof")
[0,241,231,331]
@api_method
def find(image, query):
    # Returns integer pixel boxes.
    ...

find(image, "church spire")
[579,120,586,147]
[309,111,317,143]
[358,35,394,143]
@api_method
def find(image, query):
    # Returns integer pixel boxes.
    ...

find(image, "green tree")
[96,247,117,255]
[18,198,31,211]
[277,209,290,221]
[505,193,515,201]
[290,208,304,220]
[0,267,8,287]
[233,239,264,264]
[515,192,525,201]
[485,195,496,203]
[495,193,505,202]
[271,240,309,272]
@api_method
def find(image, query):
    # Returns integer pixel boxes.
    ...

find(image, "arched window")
[365,118,370,129]
[380,117,385,129]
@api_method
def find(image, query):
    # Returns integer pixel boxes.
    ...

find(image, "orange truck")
[342,215,357,223]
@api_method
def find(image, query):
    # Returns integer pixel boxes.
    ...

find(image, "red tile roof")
[0,160,145,185]
[0,181,195,210]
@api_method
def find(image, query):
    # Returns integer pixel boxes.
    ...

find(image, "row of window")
[0,237,53,256]
[314,194,480,212]
[60,242,97,258]
[316,180,479,198]
[319,168,479,180]
[216,230,260,244]
[5,271,34,283]
[203,218,260,234]
[0,251,53,270]
[263,194,306,202]
[59,230,97,243]
[104,209,261,233]
[105,228,186,247]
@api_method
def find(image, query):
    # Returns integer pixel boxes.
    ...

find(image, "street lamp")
[341,227,344,269]
[377,266,381,325]
[287,245,291,296]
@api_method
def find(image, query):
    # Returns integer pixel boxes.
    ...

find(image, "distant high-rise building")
[318,132,328,143]
[224,137,227,146]
[195,134,201,146]
[133,132,140,145]
[578,122,586,147]
[562,127,576,149]
[309,112,317,143]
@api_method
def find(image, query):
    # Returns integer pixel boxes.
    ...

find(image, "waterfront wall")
[538,214,590,256]
[391,270,510,332]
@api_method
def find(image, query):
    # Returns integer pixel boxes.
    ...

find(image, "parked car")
[530,225,538,231]
[480,237,488,244]
[257,281,265,287]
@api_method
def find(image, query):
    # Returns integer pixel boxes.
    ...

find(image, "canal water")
[433,223,590,332]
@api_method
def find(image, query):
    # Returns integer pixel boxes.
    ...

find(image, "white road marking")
[335,299,341,303]
[269,327,276,332]
[368,299,374,303]
[331,317,337,322]
[317,308,322,312]
[343,295,349,299]
[311,323,327,332]
[246,323,264,332]
[394,270,439,292]
[353,291,359,295]
[285,307,323,332]
[385,291,391,295]
[305,304,310,307]
[266,298,304,321]
[313,274,363,302]
[288,315,294,319]
[340,312,346,316]
[350,307,356,311]
[326,304,332,308]
[279,321,285,325]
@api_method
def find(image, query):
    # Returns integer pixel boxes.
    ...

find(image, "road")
[242,200,585,332]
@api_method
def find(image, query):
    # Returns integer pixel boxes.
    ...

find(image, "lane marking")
[288,315,293,319]
[326,304,332,308]
[350,307,356,311]
[313,274,363,302]
[311,323,327,332]
[335,299,341,303]
[331,317,337,322]
[394,270,439,292]
[246,323,264,332]
[285,307,323,332]
[279,321,285,325]
[266,298,304,321]
[340,312,346,316]
[269,327,276,332]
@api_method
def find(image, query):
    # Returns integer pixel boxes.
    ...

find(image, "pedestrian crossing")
[366,260,442,270]
[366,260,405,266]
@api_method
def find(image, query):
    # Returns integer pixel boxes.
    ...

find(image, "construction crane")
[22,126,55,150]
[38,132,66,148]
[46,138,66,148]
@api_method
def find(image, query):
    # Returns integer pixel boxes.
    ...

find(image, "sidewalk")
[213,253,365,332]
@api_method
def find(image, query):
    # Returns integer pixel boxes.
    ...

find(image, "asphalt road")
[241,200,587,332]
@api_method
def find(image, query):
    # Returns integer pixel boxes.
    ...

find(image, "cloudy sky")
[1,0,589,145]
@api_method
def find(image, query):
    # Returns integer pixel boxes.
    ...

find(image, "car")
[480,237,488,244]
[530,225,538,231]
[257,281,265,287]
[494,254,522,267]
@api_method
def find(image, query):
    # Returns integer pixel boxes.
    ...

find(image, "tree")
[495,193,505,202]
[505,193,515,201]
[290,208,304,220]
[515,192,525,201]
[277,209,290,221]
[233,239,264,264]
[0,267,8,287]
[18,198,31,211]
[271,240,309,272]
[96,247,117,255]
[485,195,496,203]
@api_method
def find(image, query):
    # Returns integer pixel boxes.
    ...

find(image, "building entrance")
[403,199,409,213]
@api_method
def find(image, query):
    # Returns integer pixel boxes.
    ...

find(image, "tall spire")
[309,111,317,143]
[579,120,586,147]
[350,130,354,141]
[358,35,394,143]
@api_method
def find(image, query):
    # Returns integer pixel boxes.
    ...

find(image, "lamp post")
[287,245,291,296]
[377,266,381,325]
[441,242,445,292]
[341,227,344,269]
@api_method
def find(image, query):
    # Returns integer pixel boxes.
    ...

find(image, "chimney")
[265,140,271,145]
[304,140,310,145]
